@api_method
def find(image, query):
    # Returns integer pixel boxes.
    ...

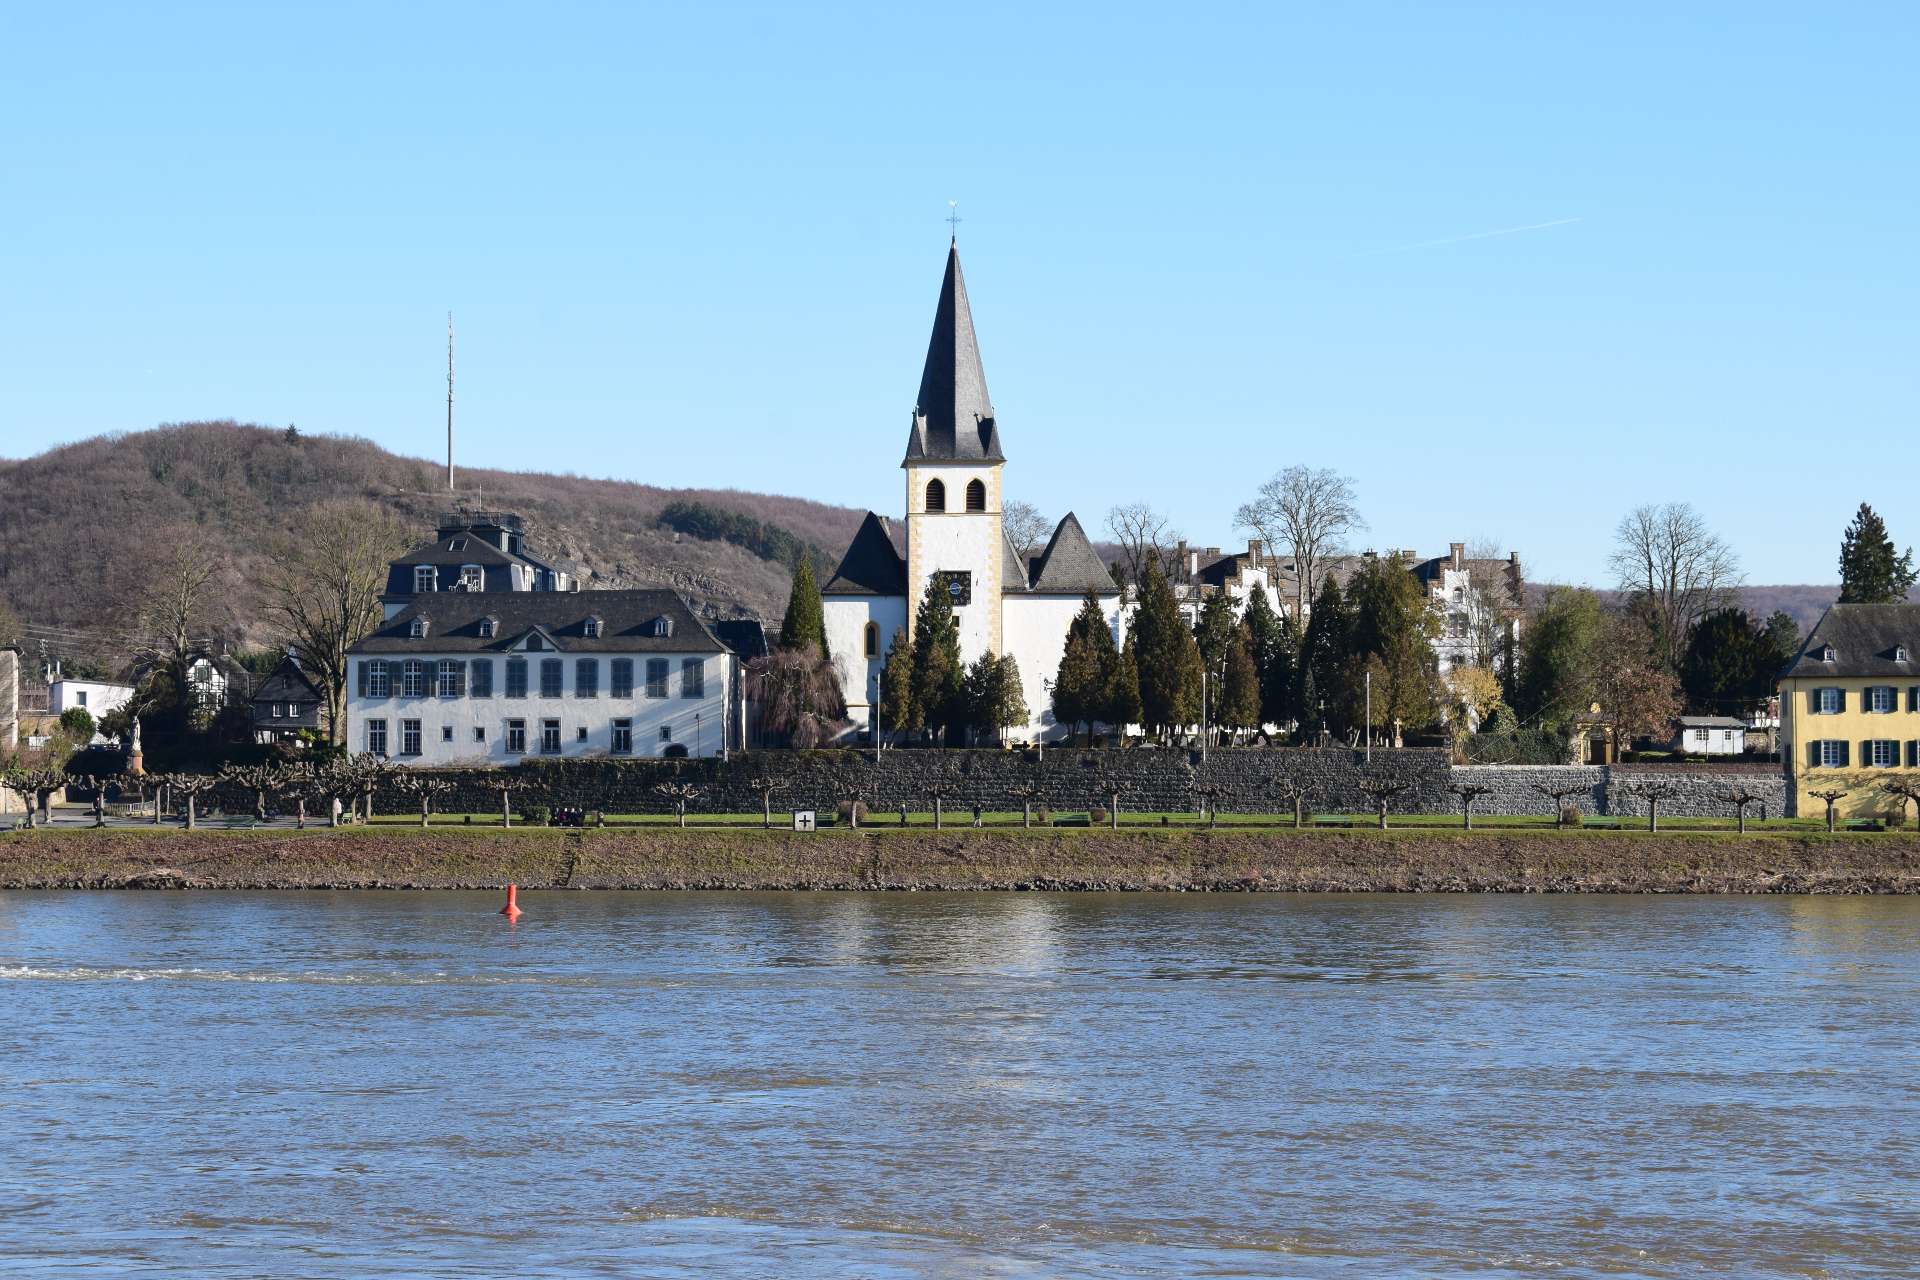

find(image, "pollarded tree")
[778,559,830,659]
[1838,503,1917,605]
[908,574,965,743]
[1130,561,1202,740]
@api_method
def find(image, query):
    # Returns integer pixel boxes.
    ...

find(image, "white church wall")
[823,595,907,729]
[1003,594,1122,741]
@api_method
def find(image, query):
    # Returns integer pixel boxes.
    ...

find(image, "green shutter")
[356,662,368,698]
[1809,741,1822,768]
[1836,688,1846,714]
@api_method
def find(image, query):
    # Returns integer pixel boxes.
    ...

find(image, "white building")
[821,243,1122,743]
[346,589,741,764]
[1670,715,1748,756]
[48,678,135,723]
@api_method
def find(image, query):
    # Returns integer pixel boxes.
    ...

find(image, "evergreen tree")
[961,652,1002,743]
[1299,575,1352,734]
[1194,591,1238,668]
[1242,589,1293,730]
[1052,591,1111,741]
[1681,608,1764,713]
[778,560,829,658]
[1219,624,1262,740]
[1130,561,1203,739]
[995,654,1029,739]
[1107,634,1143,736]
[908,574,964,742]
[878,626,914,739]
[1838,503,1917,604]
[1515,586,1603,728]
[1758,610,1800,677]
[1345,554,1441,732]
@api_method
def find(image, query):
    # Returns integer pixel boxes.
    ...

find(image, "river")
[1,891,1915,1278]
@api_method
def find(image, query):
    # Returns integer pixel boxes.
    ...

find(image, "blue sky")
[3,2,1913,585]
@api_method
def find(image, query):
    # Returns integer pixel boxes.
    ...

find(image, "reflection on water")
[2,891,1918,1278]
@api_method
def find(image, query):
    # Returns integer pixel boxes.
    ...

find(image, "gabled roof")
[823,512,908,596]
[903,244,1003,465]
[1780,604,1920,680]
[1677,715,1745,729]
[395,533,518,567]
[1001,533,1031,593]
[1024,513,1120,595]
[252,656,322,704]
[711,618,770,660]
[350,591,726,655]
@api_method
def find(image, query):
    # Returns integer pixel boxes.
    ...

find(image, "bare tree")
[1462,538,1523,673]
[1104,504,1181,586]
[1808,788,1849,833]
[131,528,222,692]
[1716,787,1768,834]
[1622,780,1680,832]
[1448,782,1493,830]
[261,500,412,744]
[1234,467,1365,618]
[1003,501,1052,564]
[1357,776,1410,829]
[1608,503,1742,673]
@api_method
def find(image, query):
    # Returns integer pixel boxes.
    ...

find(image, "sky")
[2,2,1914,586]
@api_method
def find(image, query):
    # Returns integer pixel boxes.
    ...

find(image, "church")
[821,244,1122,741]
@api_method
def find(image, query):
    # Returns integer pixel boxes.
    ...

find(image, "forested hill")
[0,421,867,652]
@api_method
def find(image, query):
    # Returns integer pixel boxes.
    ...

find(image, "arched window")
[864,621,880,658]
[965,479,986,512]
[925,478,946,512]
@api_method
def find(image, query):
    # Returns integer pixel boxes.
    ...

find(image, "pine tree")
[1299,575,1351,734]
[778,560,829,658]
[1242,589,1293,730]
[908,575,964,742]
[1131,561,1202,739]
[1052,591,1110,741]
[1194,591,1238,669]
[1838,503,1917,604]
[878,627,915,738]
[995,653,1029,739]
[1219,624,1262,740]
[1108,635,1143,736]
[1681,608,1763,713]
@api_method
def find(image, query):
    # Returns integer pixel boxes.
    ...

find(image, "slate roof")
[1780,604,1920,680]
[1676,716,1746,729]
[1023,513,1120,595]
[397,533,519,567]
[823,513,908,596]
[903,244,1003,465]
[252,656,323,704]
[711,618,770,660]
[350,591,726,655]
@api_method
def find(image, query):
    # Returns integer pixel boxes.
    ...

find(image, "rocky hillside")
[0,421,867,657]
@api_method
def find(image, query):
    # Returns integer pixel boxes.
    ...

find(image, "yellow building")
[1778,603,1920,819]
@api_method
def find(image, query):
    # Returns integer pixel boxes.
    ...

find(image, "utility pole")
[446,312,455,493]
[871,673,883,762]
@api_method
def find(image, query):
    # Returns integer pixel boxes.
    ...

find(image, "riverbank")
[4,827,1919,892]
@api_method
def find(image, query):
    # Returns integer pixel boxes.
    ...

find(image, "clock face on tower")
[937,571,972,607]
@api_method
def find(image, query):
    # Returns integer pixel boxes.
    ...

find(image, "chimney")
[1247,539,1262,565]
[1450,542,1464,570]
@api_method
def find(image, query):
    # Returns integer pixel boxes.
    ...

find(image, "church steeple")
[903,244,1002,465]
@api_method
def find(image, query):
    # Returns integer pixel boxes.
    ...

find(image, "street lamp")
[870,672,883,761]
[1364,669,1371,764]
[694,711,702,759]
[1038,676,1054,760]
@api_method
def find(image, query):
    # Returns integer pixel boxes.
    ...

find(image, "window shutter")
[453,660,466,697]
[1840,740,1850,767]
[1909,740,1918,768]
[1910,686,1919,713]
[1835,688,1846,714]
[357,662,368,698]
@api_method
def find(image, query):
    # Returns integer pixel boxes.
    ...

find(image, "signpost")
[792,809,816,833]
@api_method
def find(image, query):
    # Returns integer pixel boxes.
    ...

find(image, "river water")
[2,892,1916,1278]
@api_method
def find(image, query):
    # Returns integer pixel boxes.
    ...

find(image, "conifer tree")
[1838,503,1917,604]
[1346,553,1441,732]
[1052,591,1111,741]
[961,652,1002,744]
[995,653,1029,740]
[1242,589,1293,729]
[1131,561,1203,739]
[1108,635,1143,736]
[878,626,915,739]
[1299,575,1351,734]
[1220,624,1262,740]
[908,574,964,742]
[778,560,829,658]
[1194,591,1238,668]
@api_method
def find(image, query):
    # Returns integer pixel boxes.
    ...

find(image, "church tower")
[902,243,1006,660]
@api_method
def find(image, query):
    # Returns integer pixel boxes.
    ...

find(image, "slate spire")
[904,244,1002,464]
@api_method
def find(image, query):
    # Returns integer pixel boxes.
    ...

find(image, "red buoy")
[500,883,522,920]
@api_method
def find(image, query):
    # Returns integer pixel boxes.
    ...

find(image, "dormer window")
[525,634,545,651]
[409,618,430,639]
[448,537,467,552]
[651,617,674,638]
[478,617,497,639]
[1898,646,1911,663]
[584,616,603,639]
[1820,644,1836,662]
[459,566,484,592]
[415,565,438,593]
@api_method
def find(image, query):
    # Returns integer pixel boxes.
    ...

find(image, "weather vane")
[947,199,961,241]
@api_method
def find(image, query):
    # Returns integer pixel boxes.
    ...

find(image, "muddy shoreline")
[3,828,1919,893]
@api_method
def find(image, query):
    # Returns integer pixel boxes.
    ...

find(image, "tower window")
[864,621,880,658]
[925,478,946,512]
[965,479,986,512]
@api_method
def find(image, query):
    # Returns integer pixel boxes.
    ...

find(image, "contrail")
[1364,217,1582,256]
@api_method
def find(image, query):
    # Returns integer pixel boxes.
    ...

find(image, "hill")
[0,421,867,662]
